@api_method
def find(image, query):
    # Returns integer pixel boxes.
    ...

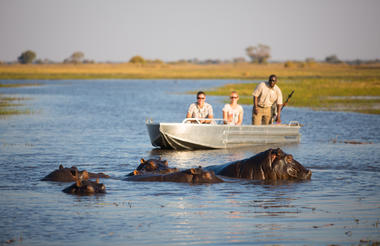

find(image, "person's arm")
[223,110,228,124]
[276,104,282,123]
[253,96,258,115]
[275,87,283,124]
[236,107,243,125]
[186,104,197,123]
[202,105,214,124]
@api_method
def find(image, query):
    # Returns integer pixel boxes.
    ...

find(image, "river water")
[0,79,379,245]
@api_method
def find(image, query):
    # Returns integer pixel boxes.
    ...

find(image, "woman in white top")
[223,91,243,125]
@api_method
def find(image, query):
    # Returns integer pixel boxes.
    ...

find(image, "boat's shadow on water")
[147,143,301,168]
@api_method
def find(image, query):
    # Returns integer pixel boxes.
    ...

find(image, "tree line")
[11,45,380,66]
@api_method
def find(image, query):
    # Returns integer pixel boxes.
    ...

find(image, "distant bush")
[284,61,308,68]
[233,57,246,63]
[129,55,146,64]
[325,55,343,64]
[284,61,296,68]
[305,58,317,67]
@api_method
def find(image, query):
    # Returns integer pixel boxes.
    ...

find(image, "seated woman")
[223,91,243,125]
[186,91,214,124]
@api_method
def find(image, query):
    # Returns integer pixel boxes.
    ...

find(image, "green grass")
[204,77,380,114]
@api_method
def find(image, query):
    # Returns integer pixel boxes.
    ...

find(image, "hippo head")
[128,158,178,176]
[62,178,106,195]
[269,148,312,180]
[41,165,89,182]
[182,167,223,184]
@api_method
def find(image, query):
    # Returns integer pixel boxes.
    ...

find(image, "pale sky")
[1,0,380,62]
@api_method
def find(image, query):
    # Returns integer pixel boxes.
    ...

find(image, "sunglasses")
[230,96,238,99]
[197,97,205,100]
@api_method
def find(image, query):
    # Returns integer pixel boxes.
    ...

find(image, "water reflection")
[0,79,380,245]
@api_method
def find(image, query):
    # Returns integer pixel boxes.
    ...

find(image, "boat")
[146,118,301,150]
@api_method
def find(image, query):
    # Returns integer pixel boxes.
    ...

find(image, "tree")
[246,44,271,64]
[64,51,85,64]
[129,55,145,64]
[18,50,36,64]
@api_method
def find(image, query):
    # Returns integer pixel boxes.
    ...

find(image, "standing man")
[252,74,283,125]
[186,91,214,124]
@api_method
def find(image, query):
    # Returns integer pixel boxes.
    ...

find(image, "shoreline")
[1,63,380,115]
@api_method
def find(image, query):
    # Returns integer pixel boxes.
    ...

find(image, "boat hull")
[146,122,301,150]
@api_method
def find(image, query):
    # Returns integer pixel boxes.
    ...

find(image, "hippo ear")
[80,170,89,180]
[269,153,277,167]
[59,164,64,170]
[285,155,293,163]
[140,158,145,164]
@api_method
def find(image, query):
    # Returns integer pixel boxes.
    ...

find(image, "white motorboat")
[146,118,301,150]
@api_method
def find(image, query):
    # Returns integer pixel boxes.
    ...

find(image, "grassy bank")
[1,63,380,114]
[205,76,380,114]
[1,62,380,80]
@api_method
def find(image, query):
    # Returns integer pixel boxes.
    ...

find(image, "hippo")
[205,148,311,181]
[126,167,223,184]
[41,165,110,182]
[127,158,179,176]
[62,178,106,195]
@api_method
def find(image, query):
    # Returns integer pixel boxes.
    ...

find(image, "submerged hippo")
[63,179,106,195]
[41,165,110,182]
[127,158,178,176]
[126,167,223,184]
[206,148,311,181]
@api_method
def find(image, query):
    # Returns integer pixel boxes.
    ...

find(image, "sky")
[1,0,380,62]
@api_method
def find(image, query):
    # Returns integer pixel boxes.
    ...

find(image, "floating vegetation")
[0,83,39,117]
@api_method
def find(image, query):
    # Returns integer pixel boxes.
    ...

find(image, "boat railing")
[182,118,225,124]
[288,121,302,127]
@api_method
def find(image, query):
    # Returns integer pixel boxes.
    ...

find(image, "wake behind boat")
[146,118,301,150]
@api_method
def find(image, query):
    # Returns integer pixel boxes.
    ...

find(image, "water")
[1,79,379,245]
